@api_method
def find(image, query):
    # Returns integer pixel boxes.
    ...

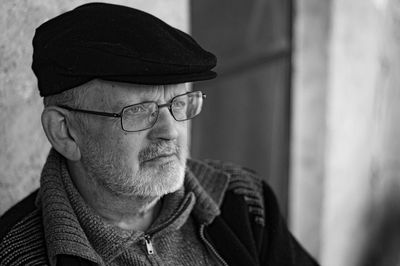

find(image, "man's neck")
[67,160,161,232]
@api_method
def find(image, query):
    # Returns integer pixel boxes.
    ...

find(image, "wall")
[291,0,400,265]
[191,0,293,218]
[290,0,330,258]
[0,0,188,215]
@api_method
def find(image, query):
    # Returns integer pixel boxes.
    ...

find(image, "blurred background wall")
[191,0,292,219]
[290,0,328,260]
[2,0,400,265]
[291,0,400,265]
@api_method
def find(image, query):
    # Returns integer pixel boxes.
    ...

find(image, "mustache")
[139,141,182,163]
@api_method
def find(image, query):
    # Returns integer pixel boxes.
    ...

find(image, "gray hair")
[42,82,93,132]
[43,83,90,108]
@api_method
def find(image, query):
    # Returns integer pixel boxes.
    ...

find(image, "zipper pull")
[144,235,154,255]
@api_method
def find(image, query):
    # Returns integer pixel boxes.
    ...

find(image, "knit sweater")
[0,149,319,266]
[39,148,218,265]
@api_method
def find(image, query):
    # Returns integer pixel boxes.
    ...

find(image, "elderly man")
[0,3,318,266]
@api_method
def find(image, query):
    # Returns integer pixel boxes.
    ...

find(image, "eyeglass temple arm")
[58,105,121,118]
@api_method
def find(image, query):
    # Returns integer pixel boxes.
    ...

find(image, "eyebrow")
[114,89,190,109]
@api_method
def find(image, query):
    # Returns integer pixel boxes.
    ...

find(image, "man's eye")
[128,104,147,114]
[172,100,186,109]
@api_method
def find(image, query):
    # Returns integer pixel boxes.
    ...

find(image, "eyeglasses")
[59,91,206,132]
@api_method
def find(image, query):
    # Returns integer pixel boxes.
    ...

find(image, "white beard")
[81,138,187,198]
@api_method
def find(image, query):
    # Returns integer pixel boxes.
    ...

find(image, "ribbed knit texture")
[0,210,47,266]
[37,149,225,265]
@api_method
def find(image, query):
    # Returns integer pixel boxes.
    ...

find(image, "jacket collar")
[185,158,230,224]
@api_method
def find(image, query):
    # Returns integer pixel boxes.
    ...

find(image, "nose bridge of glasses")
[156,101,175,118]
[157,102,173,110]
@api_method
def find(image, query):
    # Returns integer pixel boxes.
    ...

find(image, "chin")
[109,159,186,198]
[141,160,186,197]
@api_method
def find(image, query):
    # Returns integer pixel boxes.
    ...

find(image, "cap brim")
[99,71,217,85]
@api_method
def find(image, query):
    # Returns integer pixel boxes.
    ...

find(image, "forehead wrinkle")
[100,82,189,109]
[163,83,189,100]
[141,85,164,101]
[121,85,166,104]
[107,84,160,110]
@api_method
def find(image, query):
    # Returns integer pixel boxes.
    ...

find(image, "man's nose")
[148,107,179,140]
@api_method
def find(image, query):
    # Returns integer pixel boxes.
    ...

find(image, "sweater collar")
[38,149,102,266]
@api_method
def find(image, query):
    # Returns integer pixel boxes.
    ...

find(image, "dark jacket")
[0,159,318,266]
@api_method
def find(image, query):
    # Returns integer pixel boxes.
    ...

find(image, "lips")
[139,142,181,165]
[142,153,176,164]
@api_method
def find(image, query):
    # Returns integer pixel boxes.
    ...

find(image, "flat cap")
[32,3,217,97]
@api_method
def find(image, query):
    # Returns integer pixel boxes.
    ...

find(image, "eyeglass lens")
[121,91,203,132]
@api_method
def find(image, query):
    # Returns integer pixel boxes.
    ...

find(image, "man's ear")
[41,106,81,161]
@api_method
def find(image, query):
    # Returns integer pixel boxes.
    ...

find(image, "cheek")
[178,121,189,143]
[89,127,144,163]
[101,119,144,154]
[174,122,189,159]
[119,131,148,161]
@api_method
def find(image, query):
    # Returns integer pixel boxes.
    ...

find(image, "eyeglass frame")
[57,90,206,132]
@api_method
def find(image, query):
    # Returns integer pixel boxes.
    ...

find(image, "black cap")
[32,3,217,97]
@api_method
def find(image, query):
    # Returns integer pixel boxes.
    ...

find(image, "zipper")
[144,234,154,255]
[199,224,229,266]
[141,194,193,255]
